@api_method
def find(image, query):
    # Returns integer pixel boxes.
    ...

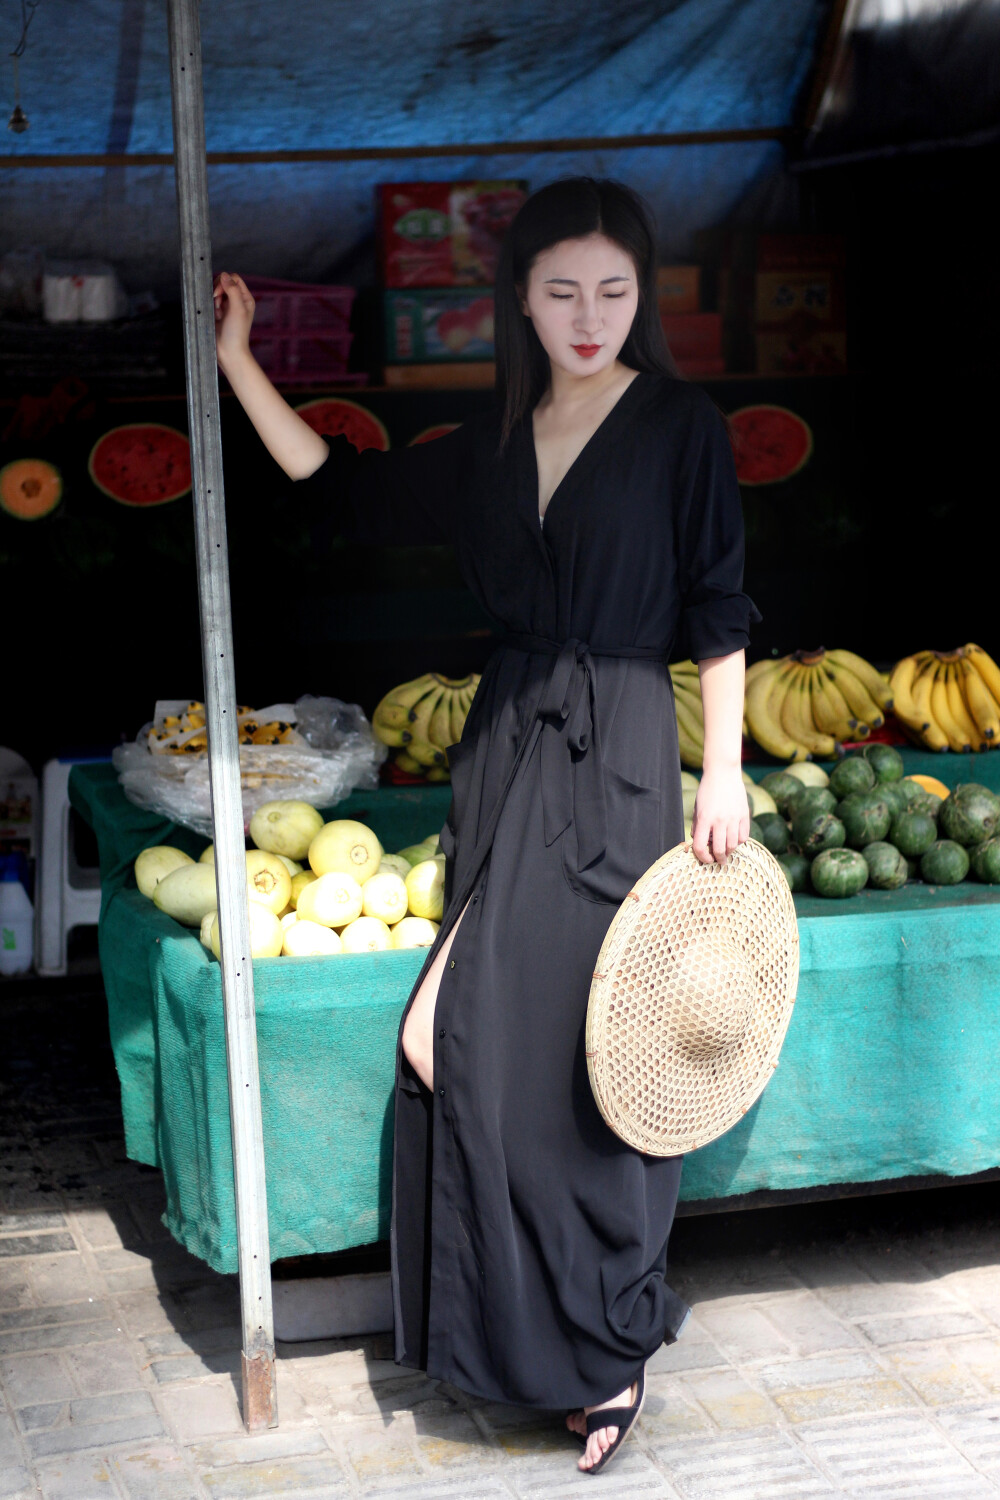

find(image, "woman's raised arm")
[213,270,329,480]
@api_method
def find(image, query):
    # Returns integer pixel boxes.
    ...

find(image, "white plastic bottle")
[0,856,34,976]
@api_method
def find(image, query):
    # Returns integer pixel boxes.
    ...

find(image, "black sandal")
[580,1366,645,1475]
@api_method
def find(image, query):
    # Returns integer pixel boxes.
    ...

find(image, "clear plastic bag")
[112,695,388,837]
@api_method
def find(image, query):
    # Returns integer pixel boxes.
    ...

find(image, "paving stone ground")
[3,974,1000,1499]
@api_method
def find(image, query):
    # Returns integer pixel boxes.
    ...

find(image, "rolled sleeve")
[674,397,762,663]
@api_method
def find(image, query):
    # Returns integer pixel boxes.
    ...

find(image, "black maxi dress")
[293,370,761,1411]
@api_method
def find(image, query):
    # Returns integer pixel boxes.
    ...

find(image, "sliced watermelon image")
[409,424,460,445]
[0,458,63,520]
[89,424,191,506]
[728,405,813,486]
[295,398,389,452]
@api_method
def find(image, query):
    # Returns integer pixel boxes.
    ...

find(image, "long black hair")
[494,175,680,449]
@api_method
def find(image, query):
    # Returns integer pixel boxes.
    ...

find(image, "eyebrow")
[542,275,631,285]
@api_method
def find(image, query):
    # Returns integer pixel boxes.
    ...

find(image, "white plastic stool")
[36,758,103,977]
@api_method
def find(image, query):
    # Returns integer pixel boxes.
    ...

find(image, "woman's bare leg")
[401,894,473,1092]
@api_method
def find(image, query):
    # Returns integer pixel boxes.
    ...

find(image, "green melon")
[863,841,908,890]
[777,852,811,892]
[939,783,1000,847]
[810,847,869,898]
[760,771,805,818]
[791,810,846,858]
[748,818,764,844]
[970,837,1000,884]
[889,810,937,858]
[837,790,891,849]
[789,786,837,820]
[919,839,970,885]
[754,812,790,856]
[829,755,877,800]
[862,743,905,783]
[894,779,927,810]
[878,782,910,820]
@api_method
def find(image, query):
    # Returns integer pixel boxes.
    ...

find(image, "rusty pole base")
[241,1349,278,1431]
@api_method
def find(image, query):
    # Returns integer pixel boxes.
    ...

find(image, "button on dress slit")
[293,370,761,1410]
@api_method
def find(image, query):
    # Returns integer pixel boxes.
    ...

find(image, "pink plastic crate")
[242,276,355,333]
[249,329,356,386]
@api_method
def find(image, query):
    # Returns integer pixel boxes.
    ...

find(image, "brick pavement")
[3,980,1000,1498]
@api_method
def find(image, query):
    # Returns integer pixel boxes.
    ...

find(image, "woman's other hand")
[690,649,749,864]
[691,765,750,865]
[213,271,255,372]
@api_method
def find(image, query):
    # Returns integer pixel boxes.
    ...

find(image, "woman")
[214,175,760,1475]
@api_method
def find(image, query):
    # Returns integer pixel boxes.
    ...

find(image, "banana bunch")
[744,648,893,762]
[668,660,705,768]
[891,644,1000,753]
[372,671,481,783]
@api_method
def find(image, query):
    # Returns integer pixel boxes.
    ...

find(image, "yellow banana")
[825,649,894,712]
[408,686,446,744]
[810,663,854,742]
[942,659,980,751]
[673,679,704,725]
[388,673,440,711]
[745,660,809,762]
[928,662,966,752]
[425,765,451,783]
[669,658,700,681]
[449,690,467,744]
[676,719,704,769]
[371,718,413,748]
[429,690,455,749]
[781,664,837,759]
[394,749,424,775]
[909,658,948,750]
[958,655,999,742]
[674,691,706,755]
[965,644,1000,709]
[825,661,882,730]
[406,736,447,768]
[890,652,935,730]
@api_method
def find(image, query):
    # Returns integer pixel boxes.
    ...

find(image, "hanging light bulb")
[8,103,29,133]
[8,6,40,133]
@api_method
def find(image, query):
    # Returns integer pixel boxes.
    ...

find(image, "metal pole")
[166,0,276,1432]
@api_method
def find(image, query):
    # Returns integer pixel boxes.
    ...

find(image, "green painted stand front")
[70,755,1000,1275]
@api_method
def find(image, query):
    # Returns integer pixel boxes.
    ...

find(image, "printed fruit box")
[383,289,495,363]
[378,182,526,287]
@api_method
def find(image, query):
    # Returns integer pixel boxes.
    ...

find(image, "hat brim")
[586,838,799,1156]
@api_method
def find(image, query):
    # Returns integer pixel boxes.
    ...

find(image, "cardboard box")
[384,289,494,363]
[383,362,495,389]
[378,182,526,288]
[656,265,701,315]
[755,327,847,377]
[661,312,722,362]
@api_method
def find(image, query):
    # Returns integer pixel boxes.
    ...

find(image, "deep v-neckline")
[529,368,646,533]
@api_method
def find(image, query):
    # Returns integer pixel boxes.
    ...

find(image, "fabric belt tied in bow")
[500,632,670,872]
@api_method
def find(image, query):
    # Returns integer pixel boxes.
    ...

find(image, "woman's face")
[519,232,640,380]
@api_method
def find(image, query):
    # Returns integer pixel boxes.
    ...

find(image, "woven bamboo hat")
[585,838,799,1156]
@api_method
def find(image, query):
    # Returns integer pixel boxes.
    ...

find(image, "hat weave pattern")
[585,838,799,1155]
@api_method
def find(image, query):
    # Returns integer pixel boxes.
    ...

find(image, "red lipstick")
[571,344,601,358]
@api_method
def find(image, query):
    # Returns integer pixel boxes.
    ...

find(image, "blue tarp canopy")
[1,0,995,294]
[2,0,829,294]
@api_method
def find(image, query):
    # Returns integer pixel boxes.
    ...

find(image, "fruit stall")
[68,628,1000,1270]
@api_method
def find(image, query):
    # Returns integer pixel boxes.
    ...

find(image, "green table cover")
[70,752,1000,1274]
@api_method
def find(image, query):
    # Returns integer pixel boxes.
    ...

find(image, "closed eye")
[548,291,629,300]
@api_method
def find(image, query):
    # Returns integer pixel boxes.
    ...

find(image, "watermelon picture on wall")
[409,424,460,445]
[728,405,813,486]
[0,458,64,520]
[88,424,192,506]
[295,398,390,452]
